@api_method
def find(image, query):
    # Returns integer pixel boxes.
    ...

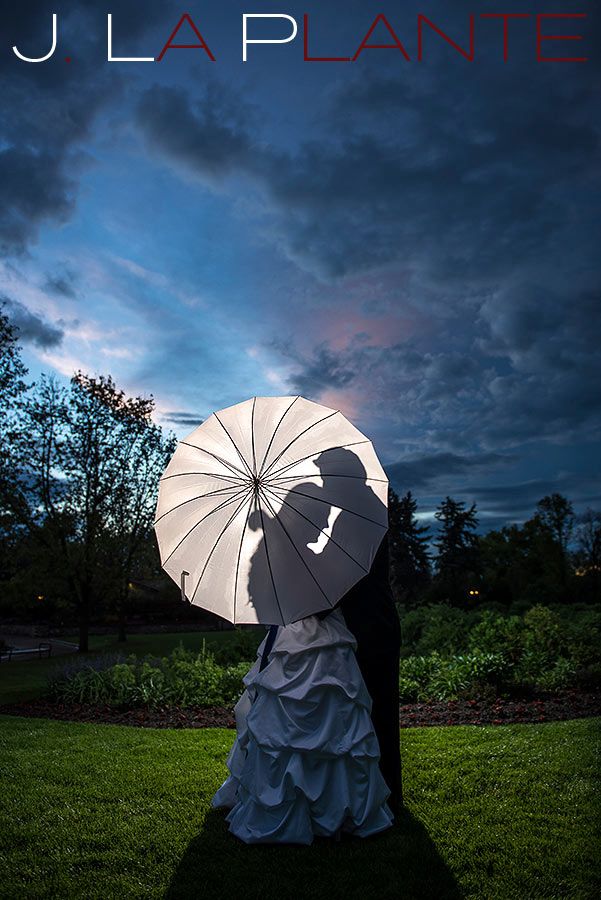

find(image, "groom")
[315,449,403,817]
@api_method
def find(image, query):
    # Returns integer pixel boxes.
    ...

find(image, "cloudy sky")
[1,0,599,530]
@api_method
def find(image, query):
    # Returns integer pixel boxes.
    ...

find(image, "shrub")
[45,605,601,709]
[398,649,508,702]
[47,643,252,709]
[400,604,474,657]
[562,609,601,668]
[535,657,578,692]
[523,605,563,656]
[466,610,523,663]
[210,628,263,665]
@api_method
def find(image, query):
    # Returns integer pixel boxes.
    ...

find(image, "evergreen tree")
[388,488,431,606]
[433,496,480,605]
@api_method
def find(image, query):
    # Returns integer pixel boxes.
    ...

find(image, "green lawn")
[0,631,262,706]
[55,630,259,657]
[1,715,599,899]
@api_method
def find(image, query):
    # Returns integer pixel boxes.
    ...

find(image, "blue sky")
[1,0,600,530]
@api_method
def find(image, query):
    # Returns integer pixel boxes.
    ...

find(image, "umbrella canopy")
[154,396,388,625]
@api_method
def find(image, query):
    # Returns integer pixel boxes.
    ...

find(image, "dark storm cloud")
[0,1,172,255]
[389,467,601,532]
[386,451,511,491]
[161,411,204,427]
[465,479,601,514]
[279,338,490,429]
[133,11,600,449]
[43,269,78,300]
[136,81,258,184]
[134,41,599,282]
[458,477,601,520]
[473,285,601,446]
[273,340,357,397]
[479,285,600,374]
[278,303,601,450]
[0,142,83,256]
[1,297,63,348]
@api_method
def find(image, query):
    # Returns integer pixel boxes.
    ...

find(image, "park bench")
[0,642,52,663]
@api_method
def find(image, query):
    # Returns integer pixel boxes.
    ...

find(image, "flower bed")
[1,689,598,729]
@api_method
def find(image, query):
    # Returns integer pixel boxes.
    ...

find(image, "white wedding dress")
[211,607,394,844]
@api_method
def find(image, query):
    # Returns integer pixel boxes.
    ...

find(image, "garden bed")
[399,689,601,727]
[1,688,599,729]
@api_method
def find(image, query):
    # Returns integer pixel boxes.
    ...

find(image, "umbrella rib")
[268,473,389,484]
[256,395,299,479]
[232,495,255,625]
[160,471,243,484]
[260,489,335,606]
[264,440,370,481]
[266,482,389,529]
[213,413,255,479]
[256,492,285,624]
[261,484,369,576]
[189,490,255,607]
[250,396,257,476]
[261,410,340,481]
[179,441,248,479]
[154,483,244,527]
[161,486,252,568]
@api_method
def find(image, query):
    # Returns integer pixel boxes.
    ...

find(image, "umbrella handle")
[259,625,279,671]
[180,571,190,604]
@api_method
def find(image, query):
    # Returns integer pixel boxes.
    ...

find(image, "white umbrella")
[154,396,388,625]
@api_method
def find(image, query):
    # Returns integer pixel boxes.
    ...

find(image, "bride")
[211,483,395,844]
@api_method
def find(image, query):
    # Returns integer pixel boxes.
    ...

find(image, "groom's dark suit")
[338,534,402,813]
[312,447,402,814]
[318,531,402,814]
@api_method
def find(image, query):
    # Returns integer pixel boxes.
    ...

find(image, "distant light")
[468,589,480,597]
[37,595,44,601]
[575,565,601,577]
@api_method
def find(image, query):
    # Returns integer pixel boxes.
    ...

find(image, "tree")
[575,509,601,570]
[0,305,29,532]
[535,493,574,555]
[433,496,480,605]
[91,373,177,642]
[0,307,31,597]
[388,488,431,606]
[533,493,575,588]
[478,520,553,606]
[574,509,601,600]
[0,304,28,428]
[13,371,175,651]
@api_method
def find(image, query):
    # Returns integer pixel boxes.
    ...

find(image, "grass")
[0,630,262,706]
[1,715,599,899]
[56,630,260,657]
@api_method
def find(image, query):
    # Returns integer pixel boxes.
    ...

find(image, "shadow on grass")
[166,805,461,900]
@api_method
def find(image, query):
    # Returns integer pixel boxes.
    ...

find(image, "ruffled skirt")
[211,607,394,844]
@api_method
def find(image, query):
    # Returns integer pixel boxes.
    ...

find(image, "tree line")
[388,489,600,609]
[1,307,599,652]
